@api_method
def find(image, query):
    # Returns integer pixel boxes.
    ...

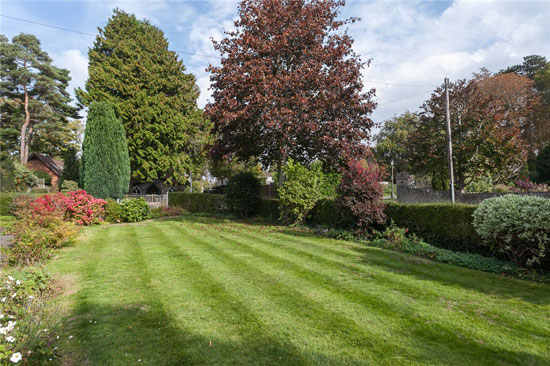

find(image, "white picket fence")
[125,194,168,207]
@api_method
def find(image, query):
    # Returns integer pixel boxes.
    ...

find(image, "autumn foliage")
[207,0,376,175]
[337,160,385,233]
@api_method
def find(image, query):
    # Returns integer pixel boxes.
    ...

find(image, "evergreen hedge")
[81,102,130,199]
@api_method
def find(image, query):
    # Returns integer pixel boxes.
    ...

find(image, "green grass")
[46,215,550,365]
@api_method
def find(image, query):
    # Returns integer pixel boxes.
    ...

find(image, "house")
[27,153,64,188]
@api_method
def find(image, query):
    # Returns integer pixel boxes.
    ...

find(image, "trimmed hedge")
[169,193,228,214]
[306,199,355,229]
[383,202,488,256]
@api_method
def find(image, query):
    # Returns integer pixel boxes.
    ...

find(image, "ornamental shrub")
[278,160,323,224]
[119,198,151,222]
[225,172,262,217]
[81,102,130,199]
[104,199,123,223]
[336,160,385,233]
[60,180,79,192]
[0,269,61,364]
[473,195,550,269]
[13,161,39,191]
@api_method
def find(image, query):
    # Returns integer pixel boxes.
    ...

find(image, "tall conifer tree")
[81,102,130,199]
[76,9,211,185]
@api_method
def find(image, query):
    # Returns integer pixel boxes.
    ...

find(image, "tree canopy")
[206,0,376,183]
[76,9,211,185]
[0,33,80,163]
[81,102,130,199]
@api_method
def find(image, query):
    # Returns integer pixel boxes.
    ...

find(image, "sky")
[1,0,549,126]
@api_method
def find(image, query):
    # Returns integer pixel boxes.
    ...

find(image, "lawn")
[46,215,550,365]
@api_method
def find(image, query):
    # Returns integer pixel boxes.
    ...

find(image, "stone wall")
[395,173,550,204]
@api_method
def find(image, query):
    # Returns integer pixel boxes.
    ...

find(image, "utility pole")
[390,159,395,199]
[444,77,456,203]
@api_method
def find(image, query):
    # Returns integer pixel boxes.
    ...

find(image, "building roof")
[28,153,64,176]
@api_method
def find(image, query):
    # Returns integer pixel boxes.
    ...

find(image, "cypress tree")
[59,146,80,187]
[76,9,211,185]
[81,102,130,199]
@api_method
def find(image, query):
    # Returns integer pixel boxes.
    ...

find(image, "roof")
[28,153,64,176]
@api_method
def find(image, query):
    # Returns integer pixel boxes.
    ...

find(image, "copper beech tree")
[206,0,376,185]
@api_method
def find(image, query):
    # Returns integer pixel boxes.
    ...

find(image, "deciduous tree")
[206,0,376,186]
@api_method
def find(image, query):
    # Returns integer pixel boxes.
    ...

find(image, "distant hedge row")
[168,193,487,255]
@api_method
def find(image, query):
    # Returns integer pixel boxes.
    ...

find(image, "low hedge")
[0,193,44,216]
[169,193,228,214]
[383,202,488,256]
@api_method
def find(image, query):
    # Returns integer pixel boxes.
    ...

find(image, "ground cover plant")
[45,215,550,365]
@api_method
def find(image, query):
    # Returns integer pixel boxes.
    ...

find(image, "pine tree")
[0,33,80,162]
[59,146,80,187]
[81,102,130,199]
[76,9,211,185]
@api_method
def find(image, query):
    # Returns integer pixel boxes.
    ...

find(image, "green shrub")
[0,192,14,215]
[306,198,355,229]
[278,160,324,224]
[13,161,39,191]
[60,180,79,192]
[383,202,488,256]
[32,170,52,186]
[105,199,123,223]
[473,195,550,269]
[119,198,151,223]
[169,193,227,214]
[257,198,279,220]
[225,172,262,217]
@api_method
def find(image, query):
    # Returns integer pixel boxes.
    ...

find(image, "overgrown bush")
[104,199,123,223]
[119,198,151,222]
[278,160,323,224]
[0,269,61,364]
[225,172,262,217]
[60,180,79,192]
[473,195,550,269]
[336,160,385,233]
[13,162,39,191]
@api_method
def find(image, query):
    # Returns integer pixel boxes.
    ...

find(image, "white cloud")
[52,49,89,104]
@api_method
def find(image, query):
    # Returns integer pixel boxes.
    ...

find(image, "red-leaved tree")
[206,0,376,185]
[337,160,385,233]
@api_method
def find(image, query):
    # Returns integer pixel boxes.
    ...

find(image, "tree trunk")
[277,148,288,189]
[25,124,33,164]
[20,59,31,164]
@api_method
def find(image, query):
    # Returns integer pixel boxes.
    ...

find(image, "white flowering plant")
[0,268,60,365]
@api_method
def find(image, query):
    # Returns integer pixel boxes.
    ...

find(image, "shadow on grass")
[174,215,550,306]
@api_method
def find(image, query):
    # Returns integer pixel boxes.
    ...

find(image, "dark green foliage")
[0,192,14,215]
[0,158,16,192]
[32,170,52,186]
[0,33,80,161]
[119,198,150,223]
[60,146,80,187]
[257,199,279,220]
[473,195,550,269]
[168,193,227,214]
[104,199,123,223]
[81,102,130,199]
[534,144,550,183]
[225,172,262,217]
[306,199,355,229]
[76,9,211,185]
[60,180,79,192]
[383,202,488,255]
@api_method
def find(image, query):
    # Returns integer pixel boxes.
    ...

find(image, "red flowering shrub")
[18,190,106,226]
[337,160,385,233]
[60,190,107,225]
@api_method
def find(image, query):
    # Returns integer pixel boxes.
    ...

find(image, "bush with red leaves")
[20,190,107,226]
[337,160,385,233]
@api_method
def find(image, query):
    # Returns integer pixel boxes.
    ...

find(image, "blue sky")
[1,0,549,125]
